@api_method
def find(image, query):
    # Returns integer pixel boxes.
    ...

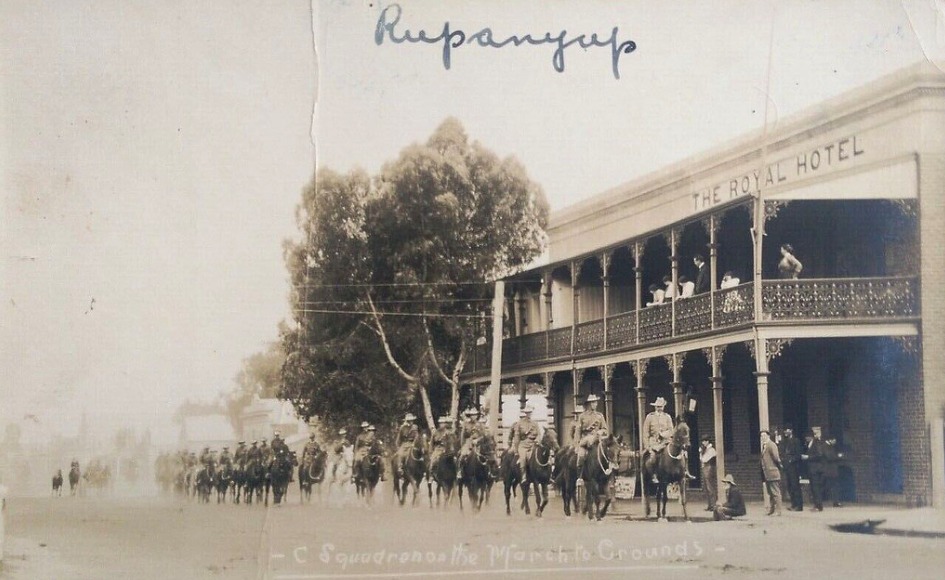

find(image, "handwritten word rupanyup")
[375,4,638,79]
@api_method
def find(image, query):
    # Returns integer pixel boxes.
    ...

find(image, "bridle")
[596,438,617,476]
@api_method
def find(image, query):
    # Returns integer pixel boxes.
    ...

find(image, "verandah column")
[703,346,727,493]
[669,229,678,337]
[708,214,718,328]
[631,358,649,509]
[602,252,611,350]
[570,261,580,356]
[665,353,685,419]
[541,270,553,358]
[572,365,585,413]
[603,363,615,432]
[633,242,643,345]
[544,372,556,440]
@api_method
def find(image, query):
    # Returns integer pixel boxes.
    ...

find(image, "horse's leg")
[680,480,688,521]
[520,478,530,514]
[504,482,512,516]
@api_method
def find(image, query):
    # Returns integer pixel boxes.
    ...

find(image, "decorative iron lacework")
[608,311,636,348]
[714,282,754,327]
[761,277,918,320]
[575,319,604,353]
[520,332,547,364]
[675,293,712,336]
[548,327,572,358]
[639,302,672,342]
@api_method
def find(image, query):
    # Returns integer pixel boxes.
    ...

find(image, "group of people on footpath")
[699,422,848,520]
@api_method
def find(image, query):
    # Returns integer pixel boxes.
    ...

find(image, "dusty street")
[2,484,943,580]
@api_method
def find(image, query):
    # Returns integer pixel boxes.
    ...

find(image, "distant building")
[178,414,235,453]
[240,396,310,452]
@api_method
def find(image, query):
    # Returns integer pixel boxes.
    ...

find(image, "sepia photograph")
[2,1,945,578]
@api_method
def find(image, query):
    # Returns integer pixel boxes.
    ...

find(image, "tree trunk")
[418,382,436,431]
[449,382,460,424]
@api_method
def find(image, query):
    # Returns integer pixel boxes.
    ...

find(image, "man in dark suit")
[693,255,710,294]
[801,427,827,511]
[778,427,804,511]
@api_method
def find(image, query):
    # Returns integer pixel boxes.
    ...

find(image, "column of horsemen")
[153,396,693,518]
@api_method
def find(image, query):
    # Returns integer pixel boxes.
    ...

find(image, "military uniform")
[395,416,420,473]
[247,443,262,465]
[641,398,688,482]
[574,397,608,474]
[354,426,378,462]
[271,434,289,458]
[430,419,456,468]
[234,443,247,468]
[302,436,321,461]
[259,441,273,467]
[508,409,540,472]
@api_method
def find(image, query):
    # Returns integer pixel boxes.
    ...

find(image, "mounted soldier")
[199,446,213,467]
[642,397,675,483]
[508,405,540,483]
[575,394,608,481]
[247,441,262,464]
[569,404,584,446]
[219,446,233,468]
[271,431,290,458]
[458,408,487,476]
[259,438,273,468]
[431,416,457,467]
[302,433,321,462]
[394,413,421,477]
[234,441,247,468]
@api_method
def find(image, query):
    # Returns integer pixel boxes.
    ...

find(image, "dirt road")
[2,483,943,579]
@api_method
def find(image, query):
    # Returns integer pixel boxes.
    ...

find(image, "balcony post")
[709,214,718,329]
[602,252,611,350]
[603,363,615,433]
[570,261,580,357]
[670,229,678,337]
[633,242,643,345]
[544,372,556,444]
[752,198,765,323]
[542,271,552,358]
[753,336,771,431]
[572,364,585,412]
[665,353,685,418]
[632,358,649,511]
[708,346,727,499]
[513,290,523,337]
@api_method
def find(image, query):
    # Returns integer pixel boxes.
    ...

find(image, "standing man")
[642,397,675,484]
[574,394,607,480]
[693,255,710,294]
[778,427,804,511]
[801,427,826,511]
[699,436,717,511]
[760,430,783,516]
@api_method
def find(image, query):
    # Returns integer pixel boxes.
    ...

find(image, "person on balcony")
[662,275,678,300]
[720,271,740,289]
[678,275,695,298]
[778,244,804,279]
[693,255,710,294]
[646,283,665,307]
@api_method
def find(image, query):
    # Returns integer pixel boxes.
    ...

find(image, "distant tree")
[222,340,285,433]
[283,118,548,430]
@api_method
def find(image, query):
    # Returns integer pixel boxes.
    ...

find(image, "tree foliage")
[282,118,548,431]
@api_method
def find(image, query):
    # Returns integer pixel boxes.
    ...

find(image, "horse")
[196,465,215,503]
[641,421,691,521]
[354,448,384,506]
[393,437,427,507]
[215,463,233,504]
[52,471,63,497]
[552,446,581,517]
[580,432,621,521]
[499,447,526,516]
[231,464,244,504]
[299,449,327,504]
[243,458,265,505]
[69,465,81,496]
[427,446,458,508]
[267,452,294,506]
[522,428,559,517]
[457,437,492,513]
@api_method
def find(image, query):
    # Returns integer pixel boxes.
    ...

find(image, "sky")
[1,0,941,445]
